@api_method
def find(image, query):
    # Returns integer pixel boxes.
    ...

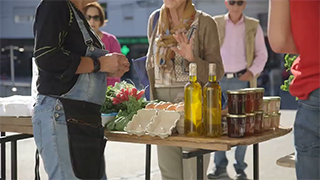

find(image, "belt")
[224,69,247,79]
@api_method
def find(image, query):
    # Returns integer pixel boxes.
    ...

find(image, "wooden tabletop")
[105,127,292,151]
[0,116,33,134]
[0,117,292,152]
[276,153,295,168]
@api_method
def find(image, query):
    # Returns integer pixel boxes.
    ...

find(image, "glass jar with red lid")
[254,111,264,133]
[268,96,281,113]
[271,112,281,129]
[263,114,271,131]
[245,113,255,136]
[263,97,271,114]
[227,90,247,115]
[255,88,265,111]
[242,89,256,113]
[227,114,246,138]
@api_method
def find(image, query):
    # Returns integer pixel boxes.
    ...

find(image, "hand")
[107,71,126,78]
[99,53,129,73]
[171,32,194,62]
[115,53,130,74]
[114,53,130,72]
[107,66,129,78]
[99,54,119,73]
[239,71,254,81]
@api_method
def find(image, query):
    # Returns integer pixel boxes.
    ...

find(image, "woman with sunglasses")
[146,0,224,179]
[269,1,319,179]
[33,0,129,179]
[84,2,122,87]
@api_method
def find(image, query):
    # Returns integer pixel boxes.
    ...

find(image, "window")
[13,6,35,23]
[14,15,34,23]
[121,3,134,21]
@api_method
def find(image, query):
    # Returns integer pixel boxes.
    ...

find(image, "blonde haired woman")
[145,0,224,179]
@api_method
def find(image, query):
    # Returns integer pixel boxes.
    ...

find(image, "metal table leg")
[145,144,151,180]
[196,155,204,180]
[182,149,215,180]
[253,143,259,180]
[0,134,32,180]
[1,132,6,180]
[11,141,17,180]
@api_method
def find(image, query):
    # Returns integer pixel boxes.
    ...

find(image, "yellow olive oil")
[184,63,203,137]
[203,63,222,137]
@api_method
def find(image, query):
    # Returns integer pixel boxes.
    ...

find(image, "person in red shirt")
[268,1,320,179]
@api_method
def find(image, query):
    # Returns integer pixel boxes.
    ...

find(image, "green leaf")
[281,75,294,92]
[281,54,298,100]
[115,117,131,131]
[106,120,116,130]
[284,54,297,71]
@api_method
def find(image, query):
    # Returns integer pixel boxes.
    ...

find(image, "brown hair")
[83,2,107,27]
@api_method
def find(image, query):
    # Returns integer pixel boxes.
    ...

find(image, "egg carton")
[124,109,157,136]
[146,110,181,139]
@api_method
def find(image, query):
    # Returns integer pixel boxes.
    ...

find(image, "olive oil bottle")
[203,63,222,137]
[184,63,203,136]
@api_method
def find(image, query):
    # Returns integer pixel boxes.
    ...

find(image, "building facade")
[0,0,269,97]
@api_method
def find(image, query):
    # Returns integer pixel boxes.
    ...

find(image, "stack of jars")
[263,96,281,130]
[226,88,265,138]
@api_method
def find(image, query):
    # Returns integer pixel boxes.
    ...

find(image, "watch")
[91,55,101,73]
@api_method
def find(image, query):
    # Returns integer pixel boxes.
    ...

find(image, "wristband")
[91,56,101,73]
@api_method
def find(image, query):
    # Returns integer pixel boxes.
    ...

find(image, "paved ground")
[1,110,296,180]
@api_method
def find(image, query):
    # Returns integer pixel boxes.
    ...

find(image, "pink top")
[220,15,268,76]
[101,31,121,54]
[101,31,122,86]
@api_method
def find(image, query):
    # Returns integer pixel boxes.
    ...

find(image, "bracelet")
[91,56,101,73]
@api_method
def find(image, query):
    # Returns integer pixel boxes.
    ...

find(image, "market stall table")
[0,117,33,134]
[0,116,33,180]
[105,127,292,180]
[0,117,292,180]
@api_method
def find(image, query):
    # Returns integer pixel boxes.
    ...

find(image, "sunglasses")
[228,1,244,6]
[85,15,100,21]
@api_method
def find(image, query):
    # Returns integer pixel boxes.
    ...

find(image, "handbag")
[132,10,160,100]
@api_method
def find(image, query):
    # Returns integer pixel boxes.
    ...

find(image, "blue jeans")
[32,95,107,180]
[214,77,249,173]
[294,88,320,180]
